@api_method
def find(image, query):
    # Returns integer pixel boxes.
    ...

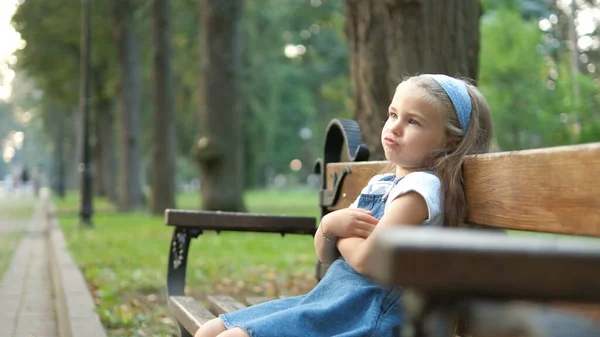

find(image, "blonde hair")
[396,75,493,227]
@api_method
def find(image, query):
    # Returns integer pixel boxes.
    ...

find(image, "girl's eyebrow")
[389,106,429,124]
[405,110,428,122]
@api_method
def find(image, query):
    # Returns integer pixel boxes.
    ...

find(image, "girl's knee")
[195,317,227,337]
[217,327,250,337]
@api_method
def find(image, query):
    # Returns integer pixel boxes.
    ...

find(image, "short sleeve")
[348,174,390,208]
[384,172,443,226]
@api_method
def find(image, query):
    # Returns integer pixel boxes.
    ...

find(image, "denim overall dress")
[221,175,402,337]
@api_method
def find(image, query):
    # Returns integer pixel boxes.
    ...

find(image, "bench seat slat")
[245,296,271,306]
[371,227,600,303]
[208,295,247,315]
[165,210,316,235]
[169,296,216,335]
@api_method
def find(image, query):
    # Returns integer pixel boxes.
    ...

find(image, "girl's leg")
[216,327,250,337]
[195,317,227,337]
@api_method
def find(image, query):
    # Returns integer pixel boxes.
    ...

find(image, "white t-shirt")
[349,171,444,227]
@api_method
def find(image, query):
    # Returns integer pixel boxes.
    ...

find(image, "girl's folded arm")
[337,191,428,276]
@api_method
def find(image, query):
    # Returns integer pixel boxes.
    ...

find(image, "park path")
[0,193,106,337]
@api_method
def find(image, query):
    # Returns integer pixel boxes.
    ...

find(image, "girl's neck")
[394,165,426,178]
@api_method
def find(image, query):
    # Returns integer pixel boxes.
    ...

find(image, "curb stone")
[46,201,107,337]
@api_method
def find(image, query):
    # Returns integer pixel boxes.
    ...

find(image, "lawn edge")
[46,199,108,337]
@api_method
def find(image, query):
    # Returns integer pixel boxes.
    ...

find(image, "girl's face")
[381,82,447,175]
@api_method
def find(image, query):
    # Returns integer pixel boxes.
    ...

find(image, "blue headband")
[422,74,472,133]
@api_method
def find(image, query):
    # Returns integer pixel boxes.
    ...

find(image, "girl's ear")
[445,135,461,149]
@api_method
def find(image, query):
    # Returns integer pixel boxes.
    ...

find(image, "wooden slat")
[325,161,389,210]
[326,143,600,237]
[244,296,271,306]
[168,296,216,335]
[464,143,600,237]
[207,295,247,315]
[165,210,316,234]
[370,226,600,303]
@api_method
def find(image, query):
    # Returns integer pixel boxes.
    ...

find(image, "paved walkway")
[0,194,106,337]
[0,196,56,337]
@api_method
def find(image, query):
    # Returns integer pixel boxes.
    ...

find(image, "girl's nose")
[390,119,403,136]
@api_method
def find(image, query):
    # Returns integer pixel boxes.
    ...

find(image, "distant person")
[21,166,29,185]
[32,165,44,198]
[20,166,30,195]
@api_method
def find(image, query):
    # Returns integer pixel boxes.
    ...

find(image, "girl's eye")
[388,112,398,119]
[408,119,421,126]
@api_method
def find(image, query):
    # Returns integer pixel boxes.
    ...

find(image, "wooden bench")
[165,118,600,337]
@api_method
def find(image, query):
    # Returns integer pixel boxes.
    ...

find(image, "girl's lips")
[384,137,398,145]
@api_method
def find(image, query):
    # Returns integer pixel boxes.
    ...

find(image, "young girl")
[196,74,493,337]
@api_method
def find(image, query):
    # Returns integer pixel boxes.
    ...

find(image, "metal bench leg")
[167,227,202,337]
[400,290,459,337]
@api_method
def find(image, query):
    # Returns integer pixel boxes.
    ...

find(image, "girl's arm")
[337,192,428,276]
[314,217,340,265]
[314,209,379,265]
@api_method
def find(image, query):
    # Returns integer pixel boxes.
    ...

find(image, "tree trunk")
[114,0,143,210]
[92,111,104,198]
[150,0,177,214]
[196,0,246,211]
[52,109,66,198]
[345,0,481,158]
[94,96,117,203]
[67,105,82,190]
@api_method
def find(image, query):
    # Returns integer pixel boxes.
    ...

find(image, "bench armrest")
[165,209,317,235]
[166,210,317,301]
[370,226,600,303]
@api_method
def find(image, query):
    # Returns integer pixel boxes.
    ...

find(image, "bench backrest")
[323,142,600,238]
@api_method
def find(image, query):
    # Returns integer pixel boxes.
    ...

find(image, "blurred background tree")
[1,0,599,211]
[345,0,481,157]
[480,0,600,149]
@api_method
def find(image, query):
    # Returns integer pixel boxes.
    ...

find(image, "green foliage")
[241,1,349,187]
[481,0,553,17]
[479,6,600,150]
[12,0,117,108]
[479,9,550,149]
[547,66,600,144]
[11,0,351,193]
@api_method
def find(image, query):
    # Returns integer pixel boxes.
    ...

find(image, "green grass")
[0,197,36,218]
[57,189,320,337]
[54,192,117,214]
[0,231,25,277]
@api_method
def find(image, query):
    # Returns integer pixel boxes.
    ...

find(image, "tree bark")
[114,0,143,210]
[93,103,105,198]
[52,109,66,198]
[93,96,117,203]
[196,0,246,211]
[67,105,82,190]
[150,0,177,214]
[345,0,481,158]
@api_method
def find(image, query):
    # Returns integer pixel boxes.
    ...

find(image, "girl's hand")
[320,208,379,239]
